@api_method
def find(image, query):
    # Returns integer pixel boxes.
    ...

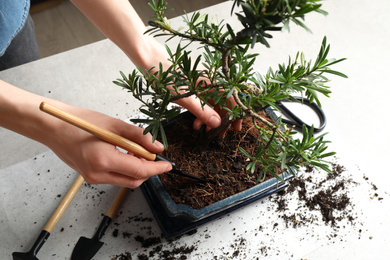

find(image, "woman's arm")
[70,0,228,130]
[71,0,169,72]
[0,0,238,187]
[0,80,171,187]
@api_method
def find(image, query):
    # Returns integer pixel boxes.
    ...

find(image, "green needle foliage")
[114,0,347,181]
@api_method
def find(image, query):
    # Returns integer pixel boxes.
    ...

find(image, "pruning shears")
[275,97,326,133]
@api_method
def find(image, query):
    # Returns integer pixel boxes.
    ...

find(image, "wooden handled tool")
[71,187,128,260]
[44,175,85,232]
[40,102,155,161]
[12,175,84,260]
[39,102,206,182]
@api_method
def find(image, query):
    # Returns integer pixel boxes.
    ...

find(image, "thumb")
[174,95,221,130]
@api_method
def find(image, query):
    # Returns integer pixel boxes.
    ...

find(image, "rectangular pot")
[141,107,295,237]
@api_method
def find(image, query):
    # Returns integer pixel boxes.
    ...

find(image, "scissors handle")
[276,97,326,133]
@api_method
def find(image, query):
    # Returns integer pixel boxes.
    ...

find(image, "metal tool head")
[155,154,207,183]
[71,236,104,260]
[12,230,51,260]
[12,252,39,260]
[71,215,112,260]
[170,168,207,183]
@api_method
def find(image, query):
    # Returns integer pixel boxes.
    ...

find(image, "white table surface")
[1,1,390,259]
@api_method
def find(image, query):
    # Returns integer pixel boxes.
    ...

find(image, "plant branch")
[221,50,231,78]
[232,88,287,142]
[168,90,197,103]
[148,21,225,52]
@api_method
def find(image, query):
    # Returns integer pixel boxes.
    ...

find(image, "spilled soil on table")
[276,163,354,227]
[112,155,384,260]
[111,213,198,260]
[110,160,385,259]
[108,112,385,259]
[159,111,276,209]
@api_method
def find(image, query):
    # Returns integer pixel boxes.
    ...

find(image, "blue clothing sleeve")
[0,0,30,56]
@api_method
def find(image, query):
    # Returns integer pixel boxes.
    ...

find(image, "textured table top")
[1,1,390,259]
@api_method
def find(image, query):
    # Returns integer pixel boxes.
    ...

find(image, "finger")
[232,119,243,131]
[216,119,242,136]
[73,142,171,188]
[115,120,165,153]
[82,154,171,188]
[193,117,204,131]
[107,150,172,179]
[87,170,150,188]
[112,148,172,175]
[174,95,221,129]
[198,116,242,133]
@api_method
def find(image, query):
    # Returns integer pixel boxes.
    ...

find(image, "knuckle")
[126,179,144,189]
[90,153,110,171]
[82,172,100,184]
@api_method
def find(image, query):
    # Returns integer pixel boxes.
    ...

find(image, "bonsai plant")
[115,0,346,179]
[114,0,347,235]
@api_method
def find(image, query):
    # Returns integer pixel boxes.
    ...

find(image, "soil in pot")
[159,111,278,209]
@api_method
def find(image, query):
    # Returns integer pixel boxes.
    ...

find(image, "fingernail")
[207,116,221,128]
[166,164,172,172]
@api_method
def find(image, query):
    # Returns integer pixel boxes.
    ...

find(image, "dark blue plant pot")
[141,108,295,237]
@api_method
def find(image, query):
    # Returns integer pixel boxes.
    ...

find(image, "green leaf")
[131,118,153,124]
[226,23,236,41]
[322,69,348,78]
[159,123,168,149]
[120,71,128,82]
[324,57,347,67]
[319,152,337,158]
[112,80,128,88]
[139,108,154,117]
[291,18,312,33]
[226,87,235,99]
[239,147,253,159]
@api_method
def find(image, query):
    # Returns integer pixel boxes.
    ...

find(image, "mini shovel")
[71,186,128,260]
[12,174,84,260]
[39,102,206,183]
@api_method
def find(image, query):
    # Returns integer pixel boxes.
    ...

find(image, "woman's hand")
[174,77,243,136]
[45,106,172,188]
[0,81,172,188]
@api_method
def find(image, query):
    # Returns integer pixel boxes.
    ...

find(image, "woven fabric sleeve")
[0,0,30,56]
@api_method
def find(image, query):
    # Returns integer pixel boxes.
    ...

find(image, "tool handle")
[43,174,84,233]
[93,215,113,241]
[92,187,128,241]
[40,102,157,161]
[106,187,128,218]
